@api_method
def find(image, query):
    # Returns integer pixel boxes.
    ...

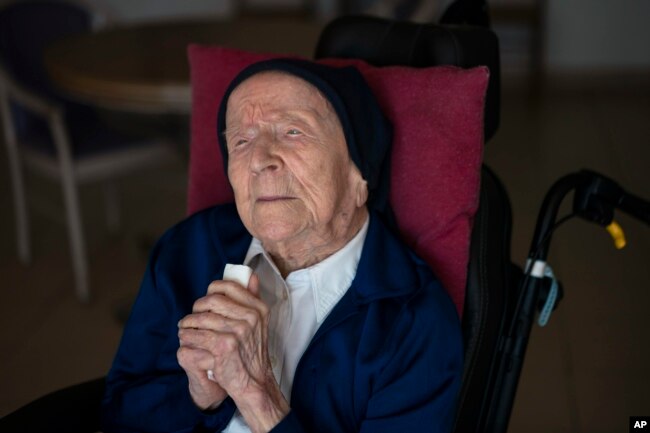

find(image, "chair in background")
[0,0,175,301]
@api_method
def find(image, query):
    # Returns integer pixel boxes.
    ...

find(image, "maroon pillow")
[188,45,488,316]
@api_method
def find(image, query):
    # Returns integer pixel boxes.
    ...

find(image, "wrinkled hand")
[177,274,289,432]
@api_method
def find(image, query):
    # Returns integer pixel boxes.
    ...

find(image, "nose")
[250,133,282,175]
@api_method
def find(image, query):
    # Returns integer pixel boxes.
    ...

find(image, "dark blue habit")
[101,203,462,433]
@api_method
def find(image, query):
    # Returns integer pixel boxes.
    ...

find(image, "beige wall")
[545,0,650,72]
[101,0,650,71]
[101,0,235,23]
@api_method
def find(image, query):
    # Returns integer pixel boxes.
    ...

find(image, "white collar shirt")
[223,216,369,433]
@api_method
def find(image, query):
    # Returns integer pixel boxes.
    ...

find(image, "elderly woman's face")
[224,72,367,249]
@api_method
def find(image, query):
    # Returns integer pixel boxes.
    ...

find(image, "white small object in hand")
[207,369,216,382]
[223,263,253,287]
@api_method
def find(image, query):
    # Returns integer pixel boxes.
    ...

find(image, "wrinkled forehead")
[225,71,335,123]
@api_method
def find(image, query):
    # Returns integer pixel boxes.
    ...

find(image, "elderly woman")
[101,60,462,433]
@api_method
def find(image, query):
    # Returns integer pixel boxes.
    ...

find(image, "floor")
[1,77,649,432]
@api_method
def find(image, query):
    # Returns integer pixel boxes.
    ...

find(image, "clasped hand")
[177,274,289,432]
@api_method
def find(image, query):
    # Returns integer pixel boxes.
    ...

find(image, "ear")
[356,179,368,207]
[353,174,369,208]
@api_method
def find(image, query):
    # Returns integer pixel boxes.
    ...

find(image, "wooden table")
[45,17,323,114]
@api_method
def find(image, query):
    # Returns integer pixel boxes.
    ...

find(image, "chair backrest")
[315,14,500,142]
[0,0,93,101]
[314,15,518,433]
[0,0,108,151]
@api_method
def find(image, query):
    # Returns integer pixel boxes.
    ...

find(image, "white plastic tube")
[222,264,253,287]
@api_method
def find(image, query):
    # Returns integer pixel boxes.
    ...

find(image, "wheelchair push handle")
[618,190,650,226]
[529,169,650,262]
[573,169,650,226]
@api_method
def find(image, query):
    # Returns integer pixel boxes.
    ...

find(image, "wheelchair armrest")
[0,376,105,433]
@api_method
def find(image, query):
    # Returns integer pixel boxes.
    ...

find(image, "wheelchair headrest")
[315,15,500,142]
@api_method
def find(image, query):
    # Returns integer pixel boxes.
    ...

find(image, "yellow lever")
[606,221,626,249]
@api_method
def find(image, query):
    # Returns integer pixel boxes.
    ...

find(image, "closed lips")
[257,196,294,202]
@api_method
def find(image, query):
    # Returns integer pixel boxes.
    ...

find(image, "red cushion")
[188,45,488,317]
